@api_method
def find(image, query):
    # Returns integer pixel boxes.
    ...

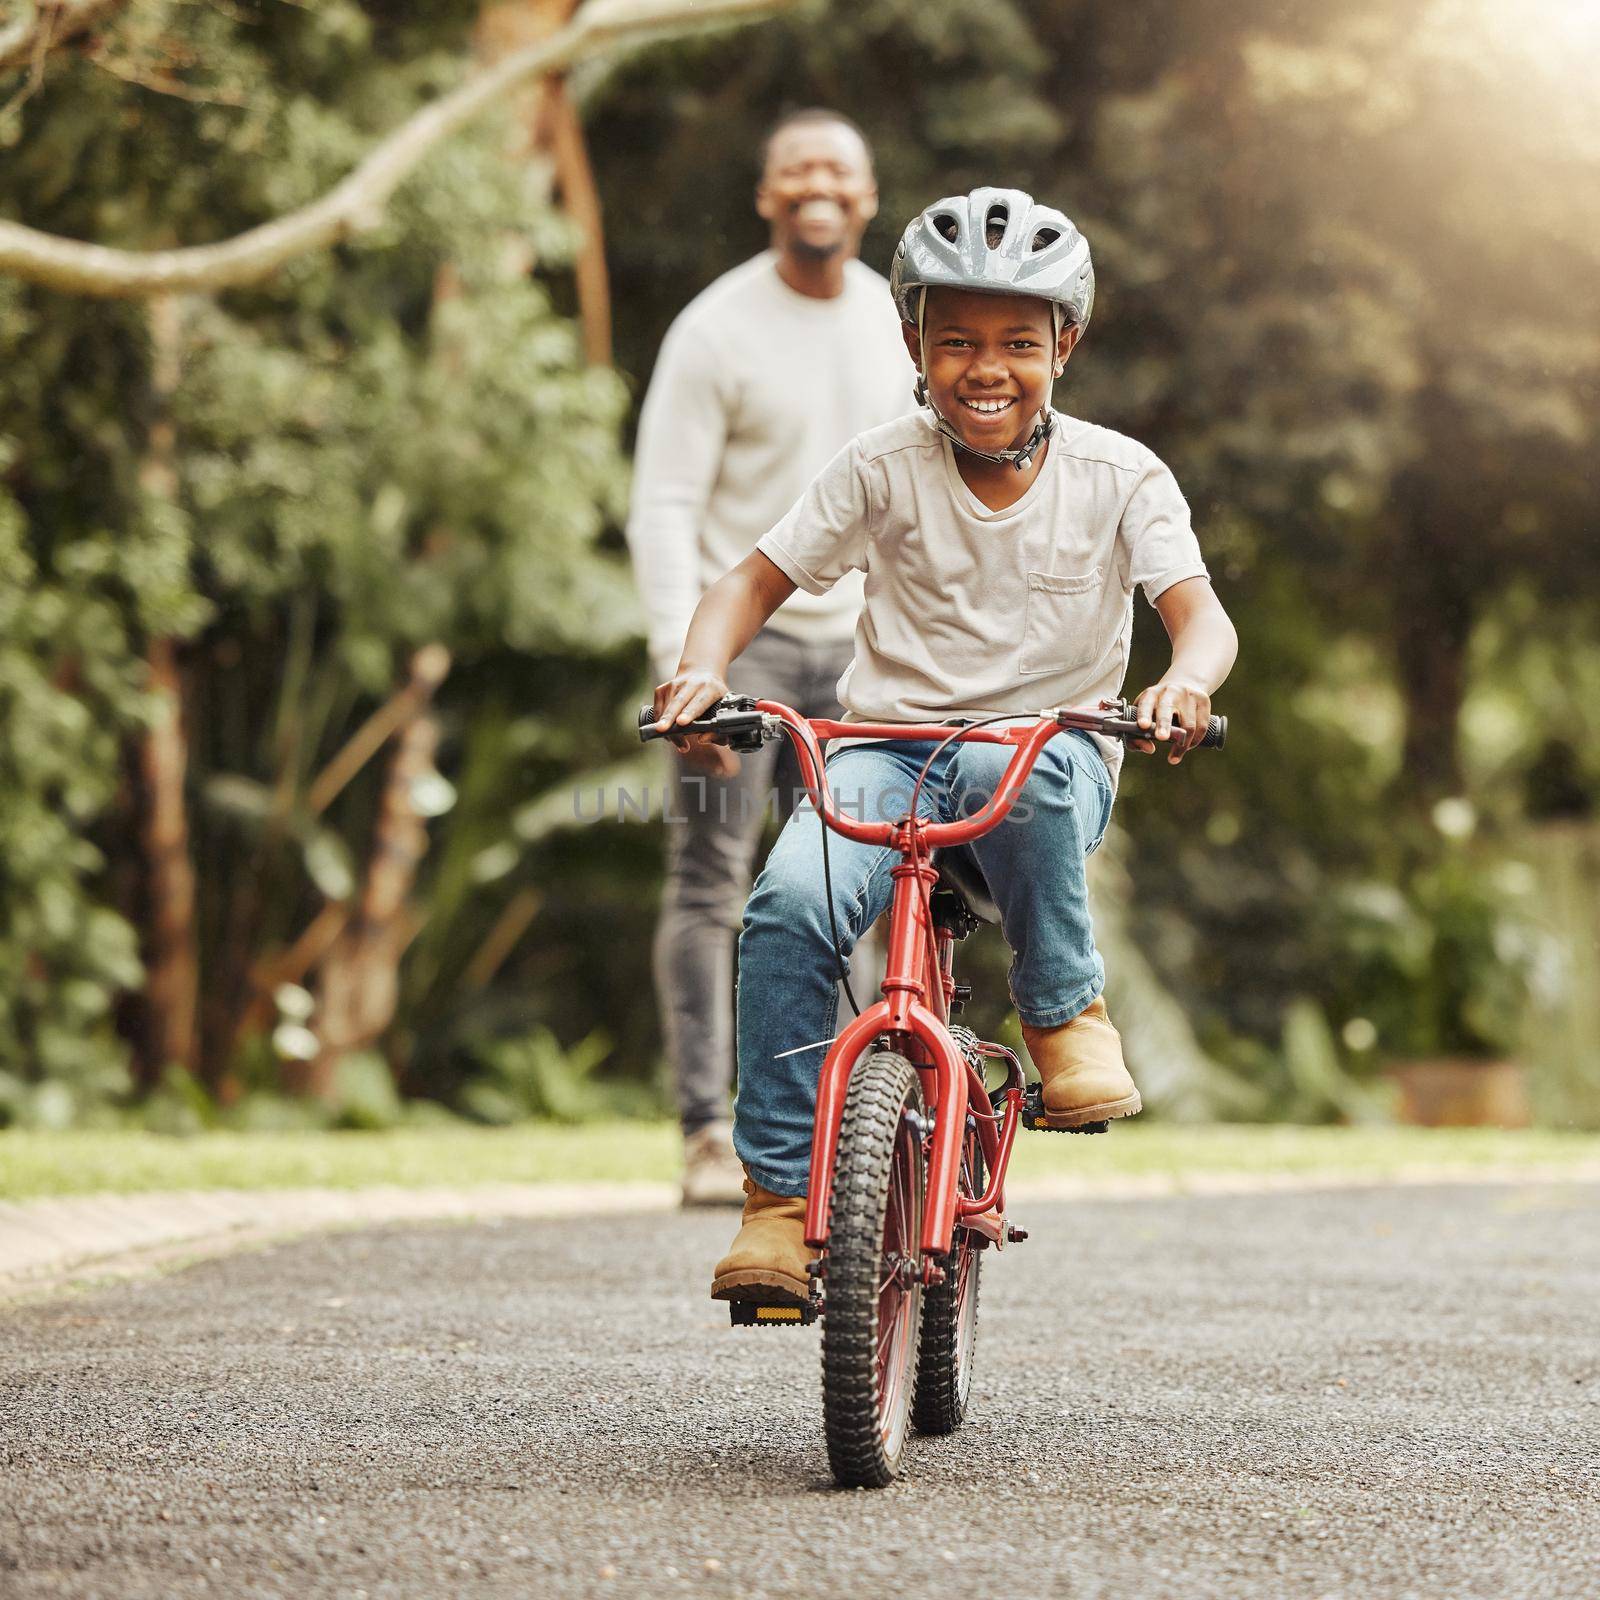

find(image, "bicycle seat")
[933,845,1001,925]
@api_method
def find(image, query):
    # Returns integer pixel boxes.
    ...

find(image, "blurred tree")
[1067,0,1600,799]
[0,0,788,1121]
[4,0,1595,1122]
[583,0,1600,1099]
[1062,0,1599,1075]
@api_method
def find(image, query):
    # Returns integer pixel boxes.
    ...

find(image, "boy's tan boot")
[710,1177,811,1309]
[1021,997,1142,1127]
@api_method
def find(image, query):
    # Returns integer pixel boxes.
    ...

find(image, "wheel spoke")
[875,1122,917,1405]
[910,1124,981,1440]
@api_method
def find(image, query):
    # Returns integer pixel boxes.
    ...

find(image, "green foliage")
[137,1063,218,1138]
[1334,854,1535,1061]
[4,0,1596,1127]
[328,1051,405,1131]
[0,399,153,1112]
[458,1027,662,1126]
[1276,998,1394,1126]
[583,0,1599,1118]
[0,1,635,1116]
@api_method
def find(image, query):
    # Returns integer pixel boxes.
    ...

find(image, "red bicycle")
[640,696,1224,1486]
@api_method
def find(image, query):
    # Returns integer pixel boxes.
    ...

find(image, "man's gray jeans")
[655,626,882,1135]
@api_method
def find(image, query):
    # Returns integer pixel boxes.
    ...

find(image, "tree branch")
[540,74,613,365]
[0,0,128,72]
[0,0,798,298]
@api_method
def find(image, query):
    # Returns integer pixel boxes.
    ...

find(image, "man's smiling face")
[905,287,1078,454]
[757,120,878,262]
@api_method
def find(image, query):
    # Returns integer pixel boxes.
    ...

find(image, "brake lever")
[1056,698,1228,751]
[636,696,778,753]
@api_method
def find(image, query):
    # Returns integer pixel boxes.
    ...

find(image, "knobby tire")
[820,1051,925,1488]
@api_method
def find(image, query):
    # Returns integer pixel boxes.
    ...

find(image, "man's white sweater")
[626,251,911,676]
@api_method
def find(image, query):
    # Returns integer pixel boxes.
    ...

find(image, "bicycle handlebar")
[638,694,1227,851]
[638,697,1227,753]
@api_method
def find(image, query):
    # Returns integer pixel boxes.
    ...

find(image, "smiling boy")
[651,188,1239,1310]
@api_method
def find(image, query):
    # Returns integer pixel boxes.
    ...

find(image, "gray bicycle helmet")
[890,187,1095,329]
[890,188,1095,469]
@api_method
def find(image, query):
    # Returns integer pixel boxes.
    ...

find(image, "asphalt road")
[2,1182,1597,1600]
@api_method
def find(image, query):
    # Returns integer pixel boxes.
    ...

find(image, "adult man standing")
[627,109,910,1206]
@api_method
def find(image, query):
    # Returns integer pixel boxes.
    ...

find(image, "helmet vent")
[984,202,1010,246]
[933,212,959,243]
[1030,227,1061,251]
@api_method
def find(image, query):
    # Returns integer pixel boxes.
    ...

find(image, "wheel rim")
[875,1110,921,1457]
[953,1226,978,1387]
[954,1136,980,1391]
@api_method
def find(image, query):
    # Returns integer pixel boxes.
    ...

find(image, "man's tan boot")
[681,1121,748,1208]
[1022,997,1142,1128]
[709,1177,811,1310]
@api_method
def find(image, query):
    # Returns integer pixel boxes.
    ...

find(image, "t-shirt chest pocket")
[1019,568,1103,675]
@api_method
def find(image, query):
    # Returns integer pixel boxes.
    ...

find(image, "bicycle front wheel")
[820,1050,926,1488]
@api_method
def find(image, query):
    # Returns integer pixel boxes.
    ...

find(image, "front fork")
[803,861,1027,1272]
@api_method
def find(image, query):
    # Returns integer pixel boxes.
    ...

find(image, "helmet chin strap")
[915,290,1062,472]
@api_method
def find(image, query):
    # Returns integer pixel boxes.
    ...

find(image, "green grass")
[1004,1123,1600,1183]
[1,1122,1596,1202]
[0,1124,679,1201]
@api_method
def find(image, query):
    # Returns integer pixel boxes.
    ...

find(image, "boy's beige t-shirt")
[754,409,1209,784]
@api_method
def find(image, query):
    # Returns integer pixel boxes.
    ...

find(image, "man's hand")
[652,668,740,777]
[1131,677,1211,764]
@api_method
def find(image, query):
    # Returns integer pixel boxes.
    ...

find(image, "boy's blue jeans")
[732,731,1114,1197]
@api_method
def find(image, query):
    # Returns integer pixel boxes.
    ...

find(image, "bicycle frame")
[756,702,1088,1270]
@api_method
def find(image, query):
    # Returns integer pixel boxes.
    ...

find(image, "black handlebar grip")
[1196,714,1226,751]
[638,704,666,742]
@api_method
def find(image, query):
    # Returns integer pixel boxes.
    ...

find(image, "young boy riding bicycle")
[651,187,1239,1311]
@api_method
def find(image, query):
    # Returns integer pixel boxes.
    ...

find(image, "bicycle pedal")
[727,1301,818,1328]
[1020,1085,1110,1135]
